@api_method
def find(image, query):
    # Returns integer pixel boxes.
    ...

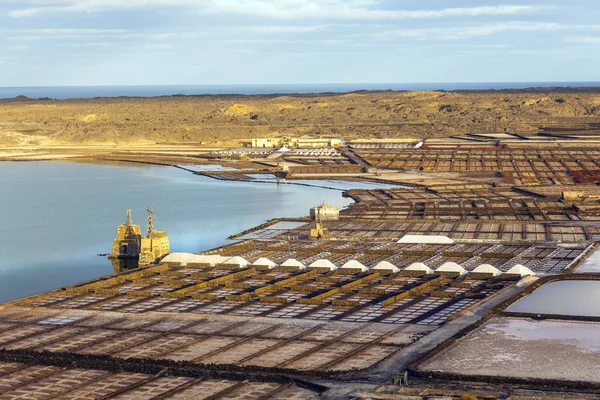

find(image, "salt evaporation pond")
[417,317,600,383]
[0,161,395,303]
[507,280,600,317]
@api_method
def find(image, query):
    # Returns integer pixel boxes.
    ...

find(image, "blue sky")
[1,0,599,85]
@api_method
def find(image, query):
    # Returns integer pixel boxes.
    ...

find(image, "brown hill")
[1,90,600,147]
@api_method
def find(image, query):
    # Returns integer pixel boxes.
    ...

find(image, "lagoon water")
[0,161,386,303]
[507,280,600,317]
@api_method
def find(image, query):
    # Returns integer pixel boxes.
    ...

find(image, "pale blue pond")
[507,280,600,317]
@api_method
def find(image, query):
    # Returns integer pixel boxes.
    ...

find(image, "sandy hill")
[1,90,600,147]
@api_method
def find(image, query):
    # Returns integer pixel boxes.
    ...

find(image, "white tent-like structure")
[397,235,454,244]
[371,261,400,273]
[252,258,277,269]
[223,256,249,268]
[278,146,290,152]
[404,263,434,274]
[309,259,338,271]
[505,264,536,277]
[471,264,501,277]
[280,259,306,270]
[436,262,467,276]
[340,260,368,272]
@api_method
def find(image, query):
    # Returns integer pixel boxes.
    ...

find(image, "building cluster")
[251,137,343,148]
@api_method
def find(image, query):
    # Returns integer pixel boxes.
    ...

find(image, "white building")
[310,204,340,221]
[252,138,281,148]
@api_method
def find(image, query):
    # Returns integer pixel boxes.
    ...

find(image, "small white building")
[293,138,343,148]
[252,138,281,148]
[310,204,340,221]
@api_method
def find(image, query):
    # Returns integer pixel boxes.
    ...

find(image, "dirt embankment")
[2,90,600,147]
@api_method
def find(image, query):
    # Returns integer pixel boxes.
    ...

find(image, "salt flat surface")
[419,318,600,383]
[577,246,600,272]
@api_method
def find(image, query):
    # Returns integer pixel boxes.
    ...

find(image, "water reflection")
[110,259,140,274]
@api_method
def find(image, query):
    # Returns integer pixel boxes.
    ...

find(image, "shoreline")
[0,148,515,189]
[0,155,403,191]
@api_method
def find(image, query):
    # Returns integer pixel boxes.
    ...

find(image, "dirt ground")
[2,89,600,147]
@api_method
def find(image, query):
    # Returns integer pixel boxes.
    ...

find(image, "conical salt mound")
[404,263,434,274]
[505,264,536,277]
[161,252,195,265]
[340,260,368,272]
[309,259,338,271]
[371,261,400,273]
[471,264,501,276]
[280,259,306,269]
[252,257,277,268]
[436,262,467,276]
[224,256,249,267]
[191,254,229,266]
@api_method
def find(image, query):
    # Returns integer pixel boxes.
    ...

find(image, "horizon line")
[2,81,600,89]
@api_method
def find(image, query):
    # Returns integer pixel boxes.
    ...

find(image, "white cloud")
[120,32,205,40]
[8,44,31,50]
[8,8,43,17]
[222,38,347,45]
[6,28,125,41]
[375,22,588,40]
[563,36,600,44]
[243,25,324,33]
[4,28,203,41]
[19,28,127,34]
[131,43,174,50]
[210,3,543,20]
[7,1,543,20]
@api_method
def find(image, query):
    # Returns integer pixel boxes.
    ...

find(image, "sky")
[1,0,599,86]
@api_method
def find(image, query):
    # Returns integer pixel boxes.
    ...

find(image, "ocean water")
[0,161,391,303]
[1,82,600,100]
